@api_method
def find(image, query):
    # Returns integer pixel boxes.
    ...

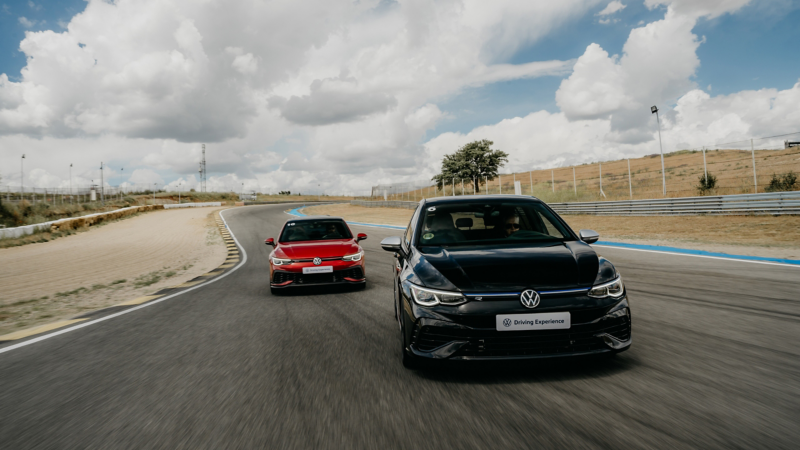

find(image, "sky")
[0,0,799,195]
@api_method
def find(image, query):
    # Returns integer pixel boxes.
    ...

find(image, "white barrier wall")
[163,202,222,209]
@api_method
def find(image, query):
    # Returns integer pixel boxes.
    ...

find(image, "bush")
[765,171,798,192]
[696,172,717,195]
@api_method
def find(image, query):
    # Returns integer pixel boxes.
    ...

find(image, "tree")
[432,140,508,193]
[696,172,717,195]
[765,171,798,192]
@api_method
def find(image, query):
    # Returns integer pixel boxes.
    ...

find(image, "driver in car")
[502,212,521,237]
[322,223,343,239]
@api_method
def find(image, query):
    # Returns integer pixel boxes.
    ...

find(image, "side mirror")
[579,229,599,244]
[380,236,402,252]
[357,233,367,242]
[265,238,275,247]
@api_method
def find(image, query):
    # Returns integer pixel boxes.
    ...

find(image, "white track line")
[0,208,247,356]
[593,244,800,269]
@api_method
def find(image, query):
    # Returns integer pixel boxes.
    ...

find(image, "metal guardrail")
[351,191,800,216]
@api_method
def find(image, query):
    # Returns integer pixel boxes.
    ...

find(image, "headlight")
[342,252,363,262]
[405,282,466,306]
[270,257,291,266]
[588,276,624,298]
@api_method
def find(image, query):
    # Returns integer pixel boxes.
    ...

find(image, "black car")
[380,195,631,368]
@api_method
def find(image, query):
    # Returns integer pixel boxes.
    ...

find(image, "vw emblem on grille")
[520,289,540,309]
[313,257,322,265]
[502,318,512,327]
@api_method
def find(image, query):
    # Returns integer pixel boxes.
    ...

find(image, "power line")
[706,131,800,148]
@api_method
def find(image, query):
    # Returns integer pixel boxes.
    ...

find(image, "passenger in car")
[423,212,465,244]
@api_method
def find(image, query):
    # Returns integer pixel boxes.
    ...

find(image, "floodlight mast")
[651,106,666,197]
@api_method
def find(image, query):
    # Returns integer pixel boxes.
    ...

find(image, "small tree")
[765,171,798,192]
[697,172,717,195]
[432,140,509,193]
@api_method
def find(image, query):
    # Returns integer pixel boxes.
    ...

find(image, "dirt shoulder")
[0,207,229,336]
[301,203,800,260]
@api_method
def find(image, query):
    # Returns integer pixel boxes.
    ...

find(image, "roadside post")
[751,139,758,193]
[628,159,632,199]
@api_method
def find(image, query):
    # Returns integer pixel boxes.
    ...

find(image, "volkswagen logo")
[520,289,540,309]
[313,257,322,266]
[502,318,512,327]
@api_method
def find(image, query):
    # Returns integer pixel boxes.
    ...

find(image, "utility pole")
[153,183,157,204]
[529,171,533,195]
[651,106,666,196]
[100,162,105,206]
[627,159,632,199]
[751,139,758,193]
[551,170,554,193]
[702,147,707,182]
[199,144,207,193]
[69,163,73,204]
[573,167,577,197]
[21,154,26,200]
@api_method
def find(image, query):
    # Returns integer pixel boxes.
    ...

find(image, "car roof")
[422,195,542,205]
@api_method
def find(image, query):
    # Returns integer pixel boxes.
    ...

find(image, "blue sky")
[0,0,798,194]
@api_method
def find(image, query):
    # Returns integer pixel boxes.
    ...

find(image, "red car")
[265,216,367,293]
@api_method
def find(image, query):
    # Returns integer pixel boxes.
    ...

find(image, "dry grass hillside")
[382,148,800,203]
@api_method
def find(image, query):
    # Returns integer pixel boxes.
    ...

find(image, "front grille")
[414,315,630,357]
[273,267,364,285]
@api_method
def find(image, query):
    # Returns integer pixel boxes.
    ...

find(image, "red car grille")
[273,267,364,285]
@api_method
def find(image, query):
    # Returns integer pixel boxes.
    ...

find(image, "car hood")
[416,241,598,292]
[277,239,359,259]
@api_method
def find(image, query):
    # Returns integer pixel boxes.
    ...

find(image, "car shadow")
[410,352,640,384]
[270,283,366,297]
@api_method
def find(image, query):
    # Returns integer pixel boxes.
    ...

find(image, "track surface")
[1,204,798,449]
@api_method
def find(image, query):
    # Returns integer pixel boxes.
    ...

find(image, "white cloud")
[127,168,164,186]
[597,1,626,16]
[557,9,701,143]
[644,0,751,19]
[18,16,35,27]
[0,0,793,196]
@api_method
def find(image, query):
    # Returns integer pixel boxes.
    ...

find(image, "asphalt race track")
[1,204,798,449]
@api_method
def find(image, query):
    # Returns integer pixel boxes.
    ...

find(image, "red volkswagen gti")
[266,216,367,294]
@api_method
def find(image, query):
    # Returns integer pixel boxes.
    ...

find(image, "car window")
[404,206,419,247]
[279,219,352,242]
[417,201,572,247]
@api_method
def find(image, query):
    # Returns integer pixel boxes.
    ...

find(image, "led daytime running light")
[588,276,624,299]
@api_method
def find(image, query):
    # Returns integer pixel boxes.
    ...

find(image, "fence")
[350,191,800,216]
[361,147,800,203]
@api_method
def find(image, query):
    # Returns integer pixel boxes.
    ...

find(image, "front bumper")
[271,266,365,287]
[407,298,631,360]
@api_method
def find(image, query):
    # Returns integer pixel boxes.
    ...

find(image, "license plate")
[496,312,570,331]
[302,266,333,274]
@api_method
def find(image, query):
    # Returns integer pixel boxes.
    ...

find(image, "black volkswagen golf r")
[380,195,631,368]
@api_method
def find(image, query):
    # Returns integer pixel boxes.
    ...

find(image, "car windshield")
[280,219,352,242]
[417,201,573,247]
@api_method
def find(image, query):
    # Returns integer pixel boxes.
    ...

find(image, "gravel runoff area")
[301,203,800,260]
[0,207,229,336]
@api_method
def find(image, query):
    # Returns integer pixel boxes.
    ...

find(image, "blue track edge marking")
[594,240,800,266]
[285,207,406,230]
[286,207,800,266]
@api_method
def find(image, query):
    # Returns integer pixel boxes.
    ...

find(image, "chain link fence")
[361,144,800,203]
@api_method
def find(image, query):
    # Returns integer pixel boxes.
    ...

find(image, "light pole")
[21,154,25,200]
[100,162,105,207]
[69,163,73,204]
[651,105,666,197]
[178,183,182,203]
[153,183,157,204]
